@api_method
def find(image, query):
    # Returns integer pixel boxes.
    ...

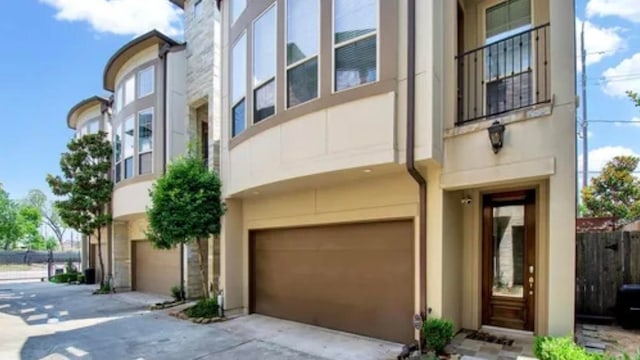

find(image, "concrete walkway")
[0,281,401,360]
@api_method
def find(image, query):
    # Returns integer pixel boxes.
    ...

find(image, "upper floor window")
[286,0,319,108]
[138,109,153,175]
[231,34,247,137]
[231,0,246,24]
[253,6,276,123]
[115,86,123,113]
[114,124,122,182]
[123,116,134,179]
[485,0,532,115]
[124,77,135,106]
[194,0,203,18]
[333,0,378,92]
[137,66,154,98]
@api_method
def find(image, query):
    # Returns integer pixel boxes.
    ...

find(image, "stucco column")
[112,221,131,290]
[219,199,244,314]
[546,0,577,336]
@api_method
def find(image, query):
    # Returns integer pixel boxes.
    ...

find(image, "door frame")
[482,190,536,331]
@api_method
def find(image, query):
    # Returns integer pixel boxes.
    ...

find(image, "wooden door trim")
[482,190,536,331]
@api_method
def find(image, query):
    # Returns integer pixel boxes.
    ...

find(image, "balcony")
[456,23,550,125]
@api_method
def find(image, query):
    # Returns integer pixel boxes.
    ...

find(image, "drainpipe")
[406,0,428,327]
[159,42,185,300]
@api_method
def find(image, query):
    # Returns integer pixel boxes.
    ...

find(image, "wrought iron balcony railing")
[456,23,550,125]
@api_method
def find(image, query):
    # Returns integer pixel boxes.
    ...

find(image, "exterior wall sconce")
[487,121,505,154]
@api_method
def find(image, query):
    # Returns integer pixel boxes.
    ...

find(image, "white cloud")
[601,53,640,97]
[587,0,640,23]
[40,0,183,37]
[578,146,638,172]
[575,18,625,70]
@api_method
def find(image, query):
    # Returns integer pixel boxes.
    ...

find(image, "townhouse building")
[211,0,576,343]
[67,0,576,345]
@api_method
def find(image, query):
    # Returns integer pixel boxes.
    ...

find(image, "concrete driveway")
[0,282,402,360]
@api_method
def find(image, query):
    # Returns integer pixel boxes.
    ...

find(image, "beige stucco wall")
[112,180,154,219]
[224,92,397,196]
[114,45,159,88]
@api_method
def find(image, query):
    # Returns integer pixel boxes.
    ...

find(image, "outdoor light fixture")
[487,121,505,154]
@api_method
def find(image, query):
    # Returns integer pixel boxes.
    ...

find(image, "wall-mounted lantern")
[487,121,505,154]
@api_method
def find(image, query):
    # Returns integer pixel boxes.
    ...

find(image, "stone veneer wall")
[183,0,222,296]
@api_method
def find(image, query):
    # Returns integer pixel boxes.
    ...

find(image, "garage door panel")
[251,220,414,343]
[134,241,180,296]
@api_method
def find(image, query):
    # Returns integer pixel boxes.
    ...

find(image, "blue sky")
[0,0,182,201]
[0,0,639,201]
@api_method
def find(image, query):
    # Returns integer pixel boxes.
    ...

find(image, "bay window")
[232,34,247,137]
[137,66,154,98]
[333,0,378,92]
[124,77,135,106]
[138,109,153,175]
[286,0,319,107]
[231,0,246,24]
[253,6,276,123]
[114,124,122,182]
[123,116,134,179]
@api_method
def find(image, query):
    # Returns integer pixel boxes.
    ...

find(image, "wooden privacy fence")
[576,231,640,318]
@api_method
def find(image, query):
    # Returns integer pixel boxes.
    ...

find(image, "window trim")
[231,0,246,25]
[231,32,248,138]
[114,123,123,183]
[123,115,135,180]
[479,0,535,116]
[284,0,321,109]
[137,108,154,175]
[331,0,380,93]
[252,4,277,124]
[136,66,155,99]
[124,76,136,107]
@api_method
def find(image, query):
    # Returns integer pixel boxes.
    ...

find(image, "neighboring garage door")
[250,220,414,343]
[133,240,180,296]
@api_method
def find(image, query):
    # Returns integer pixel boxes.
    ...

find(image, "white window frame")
[231,0,246,25]
[137,108,154,175]
[252,4,277,124]
[116,85,123,113]
[136,66,155,99]
[284,0,321,109]
[114,123,123,183]
[123,115,135,179]
[231,32,247,138]
[124,76,135,106]
[331,0,380,93]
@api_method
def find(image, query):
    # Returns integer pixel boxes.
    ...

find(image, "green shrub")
[534,336,605,360]
[65,259,78,274]
[170,285,183,301]
[185,298,219,318]
[77,274,85,284]
[51,273,70,283]
[423,318,454,354]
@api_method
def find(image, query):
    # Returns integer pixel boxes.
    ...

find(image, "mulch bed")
[465,330,514,346]
[169,310,225,324]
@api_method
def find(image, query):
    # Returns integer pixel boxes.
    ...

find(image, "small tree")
[146,151,224,299]
[582,155,640,221]
[47,132,113,287]
[25,189,67,250]
[0,188,20,250]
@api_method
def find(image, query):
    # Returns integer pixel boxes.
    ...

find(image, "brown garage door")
[133,240,180,296]
[250,220,414,343]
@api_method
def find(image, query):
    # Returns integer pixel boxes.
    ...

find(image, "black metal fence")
[456,23,550,125]
[0,250,81,281]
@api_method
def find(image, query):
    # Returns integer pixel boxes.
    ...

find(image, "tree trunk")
[56,234,64,251]
[97,230,105,288]
[195,238,209,298]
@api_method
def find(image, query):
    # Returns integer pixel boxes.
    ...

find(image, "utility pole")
[581,22,589,190]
